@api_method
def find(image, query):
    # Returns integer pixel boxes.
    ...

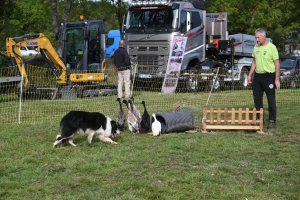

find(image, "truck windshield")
[280,58,296,70]
[126,6,179,29]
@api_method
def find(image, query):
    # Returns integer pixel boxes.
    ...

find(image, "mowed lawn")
[0,103,299,199]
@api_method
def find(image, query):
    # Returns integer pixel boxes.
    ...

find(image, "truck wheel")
[151,77,163,91]
[18,85,37,99]
[240,67,249,89]
[133,77,148,91]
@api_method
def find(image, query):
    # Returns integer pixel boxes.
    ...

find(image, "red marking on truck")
[183,3,193,8]
[186,27,204,38]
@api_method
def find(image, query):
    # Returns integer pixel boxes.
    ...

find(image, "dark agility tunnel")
[153,111,194,134]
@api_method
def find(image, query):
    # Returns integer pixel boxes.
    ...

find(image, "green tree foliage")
[0,0,53,50]
[0,0,16,34]
[1,0,300,56]
[0,0,126,51]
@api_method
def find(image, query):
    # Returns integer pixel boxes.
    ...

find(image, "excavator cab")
[61,20,106,72]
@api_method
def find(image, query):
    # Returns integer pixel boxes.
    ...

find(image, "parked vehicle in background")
[105,30,121,58]
[122,0,272,91]
[279,56,300,88]
[293,50,300,56]
[19,46,40,57]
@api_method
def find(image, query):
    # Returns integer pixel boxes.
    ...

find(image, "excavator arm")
[6,33,68,88]
[5,31,111,99]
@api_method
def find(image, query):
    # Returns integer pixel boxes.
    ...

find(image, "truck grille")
[136,65,159,74]
[137,47,159,51]
[137,54,158,66]
[149,47,158,51]
[138,47,147,51]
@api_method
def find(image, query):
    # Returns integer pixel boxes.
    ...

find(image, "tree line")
[0,0,127,53]
[1,0,300,56]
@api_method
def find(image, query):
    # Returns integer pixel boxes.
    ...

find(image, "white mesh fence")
[1,62,300,131]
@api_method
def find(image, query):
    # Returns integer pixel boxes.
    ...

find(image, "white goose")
[152,113,161,136]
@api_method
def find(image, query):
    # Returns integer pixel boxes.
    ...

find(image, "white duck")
[152,113,161,136]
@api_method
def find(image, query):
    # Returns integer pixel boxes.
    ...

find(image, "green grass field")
[0,103,299,199]
[1,62,300,199]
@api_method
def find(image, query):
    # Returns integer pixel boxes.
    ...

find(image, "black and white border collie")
[53,111,120,147]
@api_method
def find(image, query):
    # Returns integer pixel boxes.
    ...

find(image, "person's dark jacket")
[114,47,131,70]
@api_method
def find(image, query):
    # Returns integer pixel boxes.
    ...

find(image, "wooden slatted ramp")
[202,108,264,134]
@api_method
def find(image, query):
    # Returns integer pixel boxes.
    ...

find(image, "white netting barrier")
[1,62,300,131]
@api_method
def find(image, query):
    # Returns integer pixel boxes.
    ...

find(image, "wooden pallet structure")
[202,108,264,134]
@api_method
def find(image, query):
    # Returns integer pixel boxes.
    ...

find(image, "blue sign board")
[26,42,38,46]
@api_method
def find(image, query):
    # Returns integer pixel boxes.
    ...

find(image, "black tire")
[133,77,151,91]
[18,85,38,99]
[176,78,188,93]
[151,77,163,92]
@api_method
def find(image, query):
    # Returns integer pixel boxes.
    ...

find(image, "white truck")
[123,0,271,91]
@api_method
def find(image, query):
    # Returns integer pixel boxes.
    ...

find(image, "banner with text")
[161,36,187,94]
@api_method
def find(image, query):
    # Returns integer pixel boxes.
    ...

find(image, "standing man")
[114,40,131,99]
[247,28,280,129]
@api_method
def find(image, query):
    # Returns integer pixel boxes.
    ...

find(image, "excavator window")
[61,20,105,72]
[87,23,103,70]
[65,28,84,71]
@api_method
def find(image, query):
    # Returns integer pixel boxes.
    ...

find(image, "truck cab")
[105,30,121,58]
[124,0,206,77]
